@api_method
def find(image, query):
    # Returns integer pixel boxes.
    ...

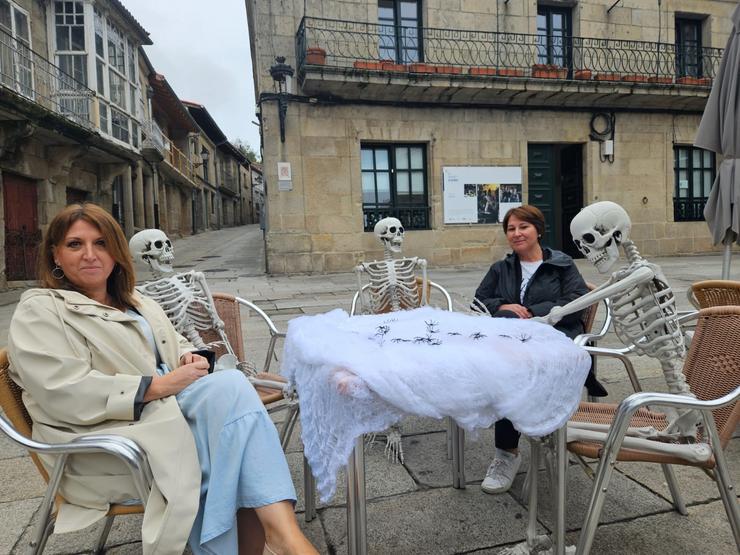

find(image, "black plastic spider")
[425,320,439,334]
[391,338,412,343]
[375,325,390,337]
[446,331,462,336]
[470,332,487,340]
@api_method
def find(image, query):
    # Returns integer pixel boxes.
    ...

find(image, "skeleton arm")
[534,266,655,326]
[416,258,428,306]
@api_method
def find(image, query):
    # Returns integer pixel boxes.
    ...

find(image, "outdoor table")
[282,306,591,555]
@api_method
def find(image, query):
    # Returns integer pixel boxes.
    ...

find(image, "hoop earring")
[52,265,65,280]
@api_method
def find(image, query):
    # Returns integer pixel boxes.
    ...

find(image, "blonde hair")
[38,203,138,308]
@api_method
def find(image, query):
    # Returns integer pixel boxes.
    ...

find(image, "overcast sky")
[123,0,260,152]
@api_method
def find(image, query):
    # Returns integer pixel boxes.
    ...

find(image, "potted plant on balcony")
[305,47,327,65]
[574,68,593,80]
[497,67,525,77]
[594,72,621,81]
[408,62,436,73]
[353,59,383,70]
[622,74,649,83]
[531,63,567,79]
[676,76,712,86]
[468,66,497,76]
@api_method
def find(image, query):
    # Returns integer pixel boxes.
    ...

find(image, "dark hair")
[38,203,138,308]
[502,205,546,240]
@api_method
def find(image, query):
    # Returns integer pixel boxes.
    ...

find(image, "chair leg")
[445,416,453,460]
[93,515,115,554]
[575,448,620,555]
[31,515,55,555]
[303,455,316,523]
[703,411,740,549]
[279,405,300,451]
[660,464,688,515]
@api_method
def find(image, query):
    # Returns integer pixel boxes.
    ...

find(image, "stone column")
[134,161,145,230]
[122,165,134,238]
[143,172,154,228]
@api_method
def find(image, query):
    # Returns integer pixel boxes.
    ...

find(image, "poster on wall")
[443,166,522,224]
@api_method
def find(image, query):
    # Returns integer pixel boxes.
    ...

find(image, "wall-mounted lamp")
[193,145,210,168]
[269,56,294,143]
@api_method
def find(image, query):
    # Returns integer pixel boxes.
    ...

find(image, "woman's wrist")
[143,375,167,402]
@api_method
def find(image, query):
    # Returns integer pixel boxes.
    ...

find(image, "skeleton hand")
[542,305,565,326]
[384,426,404,464]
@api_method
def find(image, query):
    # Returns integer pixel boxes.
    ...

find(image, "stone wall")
[262,102,713,274]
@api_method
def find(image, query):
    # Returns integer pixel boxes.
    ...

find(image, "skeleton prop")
[129,230,286,393]
[535,201,703,457]
[354,217,429,462]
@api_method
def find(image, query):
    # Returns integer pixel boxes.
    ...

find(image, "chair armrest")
[234,296,286,373]
[0,415,152,501]
[582,345,642,392]
[599,386,740,460]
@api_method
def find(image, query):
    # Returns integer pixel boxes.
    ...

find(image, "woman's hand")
[499,303,532,319]
[143,359,209,401]
[179,352,207,365]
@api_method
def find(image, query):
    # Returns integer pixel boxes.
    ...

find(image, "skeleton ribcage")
[611,278,684,360]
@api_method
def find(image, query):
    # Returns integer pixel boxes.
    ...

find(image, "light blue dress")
[128,310,297,554]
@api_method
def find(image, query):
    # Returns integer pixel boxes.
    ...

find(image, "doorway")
[3,173,39,281]
[527,143,584,257]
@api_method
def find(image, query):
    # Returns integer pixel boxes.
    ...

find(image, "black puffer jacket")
[474,248,589,339]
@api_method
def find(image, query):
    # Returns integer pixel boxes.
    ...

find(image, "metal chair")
[204,292,298,448]
[0,349,152,555]
[689,279,740,309]
[571,306,740,554]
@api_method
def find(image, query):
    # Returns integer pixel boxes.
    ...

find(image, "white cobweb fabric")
[281,306,591,501]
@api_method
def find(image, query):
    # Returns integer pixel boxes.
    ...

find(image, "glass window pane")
[678,169,688,188]
[410,147,423,168]
[96,59,104,93]
[396,172,409,196]
[376,172,391,203]
[703,149,712,166]
[704,170,713,187]
[401,2,418,21]
[14,10,28,41]
[692,149,701,167]
[362,173,376,203]
[678,148,688,167]
[411,171,424,194]
[0,2,11,31]
[692,170,702,197]
[361,149,374,170]
[56,26,69,50]
[375,149,389,170]
[71,25,84,50]
[395,147,408,169]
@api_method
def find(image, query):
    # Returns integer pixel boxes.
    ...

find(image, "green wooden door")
[527,144,557,248]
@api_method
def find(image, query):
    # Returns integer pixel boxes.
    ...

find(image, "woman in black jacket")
[474,205,600,495]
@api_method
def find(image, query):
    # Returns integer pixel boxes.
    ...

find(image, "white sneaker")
[481,449,522,494]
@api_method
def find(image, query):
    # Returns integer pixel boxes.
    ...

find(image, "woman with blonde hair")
[9,203,316,555]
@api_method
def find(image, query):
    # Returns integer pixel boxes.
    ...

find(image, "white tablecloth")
[281,306,591,501]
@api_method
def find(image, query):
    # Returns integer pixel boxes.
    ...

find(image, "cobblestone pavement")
[0,224,738,554]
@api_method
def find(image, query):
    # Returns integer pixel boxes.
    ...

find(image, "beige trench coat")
[8,288,201,555]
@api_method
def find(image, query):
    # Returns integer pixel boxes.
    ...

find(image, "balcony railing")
[0,27,94,128]
[164,139,194,182]
[297,17,723,85]
[363,204,430,232]
[673,198,706,222]
[142,118,166,155]
[220,167,238,194]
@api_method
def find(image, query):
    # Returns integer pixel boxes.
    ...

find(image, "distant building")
[0,0,241,288]
[246,0,733,274]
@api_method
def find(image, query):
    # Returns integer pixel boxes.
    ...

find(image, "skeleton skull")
[129,229,174,276]
[374,217,404,253]
[570,201,631,273]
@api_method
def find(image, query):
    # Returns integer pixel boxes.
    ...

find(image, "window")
[54,1,86,86]
[54,5,141,146]
[536,4,571,68]
[0,0,32,96]
[673,145,715,222]
[676,17,703,77]
[361,143,429,231]
[378,0,421,64]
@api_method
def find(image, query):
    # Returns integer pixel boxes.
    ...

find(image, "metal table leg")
[450,421,466,489]
[346,435,367,555]
[553,426,567,555]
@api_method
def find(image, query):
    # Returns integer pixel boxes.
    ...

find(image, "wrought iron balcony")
[673,198,706,222]
[0,27,94,129]
[296,17,722,88]
[363,204,430,232]
[142,118,166,160]
[164,139,194,183]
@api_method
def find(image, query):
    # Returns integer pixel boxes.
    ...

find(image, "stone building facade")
[246,0,735,274]
[0,0,245,288]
